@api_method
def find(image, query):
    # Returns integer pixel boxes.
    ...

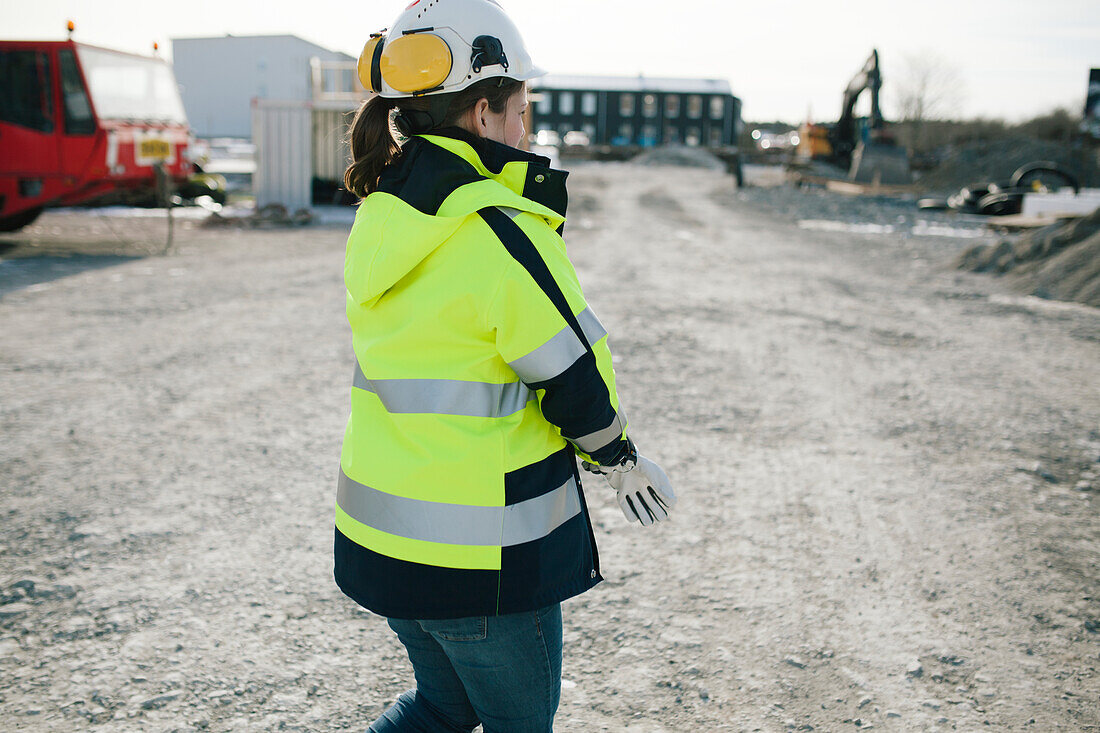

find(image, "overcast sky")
[4,0,1097,123]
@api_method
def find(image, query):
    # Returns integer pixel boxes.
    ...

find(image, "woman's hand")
[582,454,677,526]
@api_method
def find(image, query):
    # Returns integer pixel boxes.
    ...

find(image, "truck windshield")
[0,50,55,132]
[76,45,187,124]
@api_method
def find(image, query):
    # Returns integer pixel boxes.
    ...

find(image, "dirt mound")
[632,145,725,170]
[957,207,1100,307]
[918,138,1100,194]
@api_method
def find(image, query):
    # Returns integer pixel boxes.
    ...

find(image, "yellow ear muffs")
[357,34,385,92]
[380,33,452,94]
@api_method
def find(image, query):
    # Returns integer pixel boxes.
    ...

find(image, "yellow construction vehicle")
[796,49,910,185]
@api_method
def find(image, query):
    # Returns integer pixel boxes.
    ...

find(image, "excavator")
[796,49,911,185]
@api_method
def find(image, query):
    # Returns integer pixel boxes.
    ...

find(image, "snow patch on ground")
[798,218,988,238]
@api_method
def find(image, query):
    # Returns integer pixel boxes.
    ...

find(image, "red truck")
[0,37,193,231]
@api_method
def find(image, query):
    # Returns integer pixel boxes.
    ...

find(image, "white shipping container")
[312,103,358,184]
[252,99,312,212]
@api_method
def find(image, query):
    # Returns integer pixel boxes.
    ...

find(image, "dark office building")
[529,74,742,147]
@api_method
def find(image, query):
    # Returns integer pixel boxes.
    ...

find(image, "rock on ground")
[633,145,726,170]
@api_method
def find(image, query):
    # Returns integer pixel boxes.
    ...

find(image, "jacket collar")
[426,126,551,178]
[374,127,568,224]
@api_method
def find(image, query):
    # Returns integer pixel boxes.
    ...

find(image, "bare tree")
[891,52,964,151]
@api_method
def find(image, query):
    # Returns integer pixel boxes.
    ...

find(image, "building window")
[642,94,657,118]
[559,91,574,115]
[582,122,596,138]
[686,126,700,146]
[619,93,634,117]
[617,122,633,143]
[710,96,725,119]
[665,95,680,118]
[709,126,724,146]
[687,95,702,119]
[641,124,658,146]
[536,92,552,115]
[581,92,597,116]
[664,124,679,144]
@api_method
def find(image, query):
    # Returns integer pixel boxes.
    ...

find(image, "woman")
[336,1,677,730]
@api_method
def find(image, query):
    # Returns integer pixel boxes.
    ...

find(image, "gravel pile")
[957,206,1100,307]
[917,138,1100,194]
[632,145,725,170]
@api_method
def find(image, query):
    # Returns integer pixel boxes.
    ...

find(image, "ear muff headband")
[381,33,453,94]
[370,35,385,92]
[471,35,508,74]
[357,34,385,92]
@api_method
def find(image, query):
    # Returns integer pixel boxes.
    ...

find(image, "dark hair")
[344,77,524,198]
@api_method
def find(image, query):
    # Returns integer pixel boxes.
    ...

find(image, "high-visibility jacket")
[335,128,631,620]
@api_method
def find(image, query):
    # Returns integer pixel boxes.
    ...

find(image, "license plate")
[140,138,171,161]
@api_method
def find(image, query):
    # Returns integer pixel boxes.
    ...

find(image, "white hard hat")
[358,0,545,98]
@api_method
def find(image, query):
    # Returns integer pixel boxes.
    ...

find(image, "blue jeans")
[368,604,563,733]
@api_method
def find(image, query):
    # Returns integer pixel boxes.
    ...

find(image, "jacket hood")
[345,129,568,307]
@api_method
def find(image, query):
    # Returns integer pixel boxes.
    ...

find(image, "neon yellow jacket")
[335,129,631,619]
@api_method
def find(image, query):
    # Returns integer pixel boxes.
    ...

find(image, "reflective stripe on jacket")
[335,128,630,619]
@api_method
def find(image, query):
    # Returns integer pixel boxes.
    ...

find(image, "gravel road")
[1,163,1098,732]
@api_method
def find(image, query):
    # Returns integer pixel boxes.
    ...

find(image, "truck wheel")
[977,191,1023,216]
[0,208,43,233]
[1009,161,1080,194]
[956,184,992,212]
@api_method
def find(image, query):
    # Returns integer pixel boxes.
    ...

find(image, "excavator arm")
[832,49,883,166]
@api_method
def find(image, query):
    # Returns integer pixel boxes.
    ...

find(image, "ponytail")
[344,95,400,198]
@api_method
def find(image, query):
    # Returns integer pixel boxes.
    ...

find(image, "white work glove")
[582,454,677,526]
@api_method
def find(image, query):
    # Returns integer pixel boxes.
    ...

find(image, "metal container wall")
[252,99,312,211]
[312,104,356,183]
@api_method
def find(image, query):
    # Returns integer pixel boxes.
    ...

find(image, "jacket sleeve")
[481,207,630,467]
